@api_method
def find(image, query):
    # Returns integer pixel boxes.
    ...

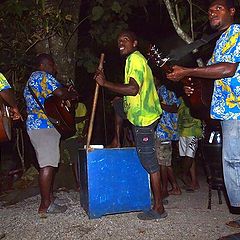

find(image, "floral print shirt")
[208,24,240,120]
[155,85,180,141]
[24,71,62,130]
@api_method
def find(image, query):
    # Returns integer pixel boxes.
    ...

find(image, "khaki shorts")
[155,139,172,167]
[28,128,61,168]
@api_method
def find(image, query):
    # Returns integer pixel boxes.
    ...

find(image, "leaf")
[91,6,104,21]
[111,1,121,13]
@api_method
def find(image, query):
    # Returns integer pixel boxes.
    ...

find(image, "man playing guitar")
[24,53,77,215]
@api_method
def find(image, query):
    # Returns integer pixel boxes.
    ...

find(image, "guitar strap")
[27,83,58,124]
[167,30,223,61]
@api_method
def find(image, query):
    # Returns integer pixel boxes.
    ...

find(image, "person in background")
[94,30,167,220]
[155,78,181,200]
[61,101,88,191]
[167,0,240,228]
[178,98,202,192]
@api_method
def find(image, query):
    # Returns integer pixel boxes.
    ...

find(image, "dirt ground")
[1,163,240,240]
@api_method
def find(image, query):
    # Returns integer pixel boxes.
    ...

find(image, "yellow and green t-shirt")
[178,98,202,137]
[75,102,87,138]
[0,73,11,91]
[123,51,162,126]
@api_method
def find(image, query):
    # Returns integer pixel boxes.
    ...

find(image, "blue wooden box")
[78,147,151,219]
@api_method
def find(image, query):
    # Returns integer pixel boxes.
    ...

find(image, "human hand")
[166,65,188,81]
[67,85,80,101]
[94,69,106,86]
[184,85,194,96]
[10,107,22,121]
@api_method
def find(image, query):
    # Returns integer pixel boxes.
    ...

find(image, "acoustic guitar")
[44,95,76,140]
[0,97,12,142]
[148,45,213,120]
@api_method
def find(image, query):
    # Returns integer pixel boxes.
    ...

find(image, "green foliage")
[0,0,211,90]
[91,6,104,21]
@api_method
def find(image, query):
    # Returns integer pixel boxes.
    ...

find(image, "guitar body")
[148,45,213,120]
[44,95,76,139]
[0,97,11,143]
[181,77,214,120]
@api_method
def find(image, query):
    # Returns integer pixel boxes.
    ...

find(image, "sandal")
[137,209,168,220]
[46,202,67,214]
[226,219,240,228]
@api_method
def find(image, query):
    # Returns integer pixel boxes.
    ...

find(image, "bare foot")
[168,188,182,195]
[192,183,200,190]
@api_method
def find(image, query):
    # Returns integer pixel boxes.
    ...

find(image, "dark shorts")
[132,121,160,174]
[113,97,159,174]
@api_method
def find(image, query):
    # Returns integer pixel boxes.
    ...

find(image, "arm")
[53,86,79,101]
[167,62,238,81]
[94,69,139,96]
[0,89,18,108]
[160,102,178,113]
[0,89,21,120]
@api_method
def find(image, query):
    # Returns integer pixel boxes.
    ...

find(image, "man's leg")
[62,138,80,190]
[107,97,127,148]
[160,165,169,199]
[182,156,193,187]
[150,171,165,213]
[155,139,169,199]
[132,123,167,220]
[189,159,200,190]
[167,166,181,195]
[107,111,123,148]
[220,120,240,228]
[39,166,54,212]
[28,128,67,214]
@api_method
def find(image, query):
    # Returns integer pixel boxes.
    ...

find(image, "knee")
[137,146,160,174]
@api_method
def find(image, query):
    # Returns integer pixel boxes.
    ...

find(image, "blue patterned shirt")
[208,24,240,120]
[24,71,62,130]
[0,73,11,91]
[155,85,180,141]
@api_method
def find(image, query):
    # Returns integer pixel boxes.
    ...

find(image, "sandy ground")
[0,165,240,240]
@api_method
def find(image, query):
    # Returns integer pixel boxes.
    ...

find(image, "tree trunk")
[35,0,82,84]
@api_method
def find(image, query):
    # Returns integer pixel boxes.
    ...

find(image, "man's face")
[41,59,57,76]
[208,0,235,31]
[117,33,137,56]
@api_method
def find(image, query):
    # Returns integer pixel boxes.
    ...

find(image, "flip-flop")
[226,219,240,228]
[46,202,67,214]
[137,209,168,220]
[53,197,69,205]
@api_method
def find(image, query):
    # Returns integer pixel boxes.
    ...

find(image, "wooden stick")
[86,53,105,151]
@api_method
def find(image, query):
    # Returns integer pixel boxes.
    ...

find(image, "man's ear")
[133,40,138,48]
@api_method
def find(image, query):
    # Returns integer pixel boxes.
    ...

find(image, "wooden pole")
[86,53,105,151]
